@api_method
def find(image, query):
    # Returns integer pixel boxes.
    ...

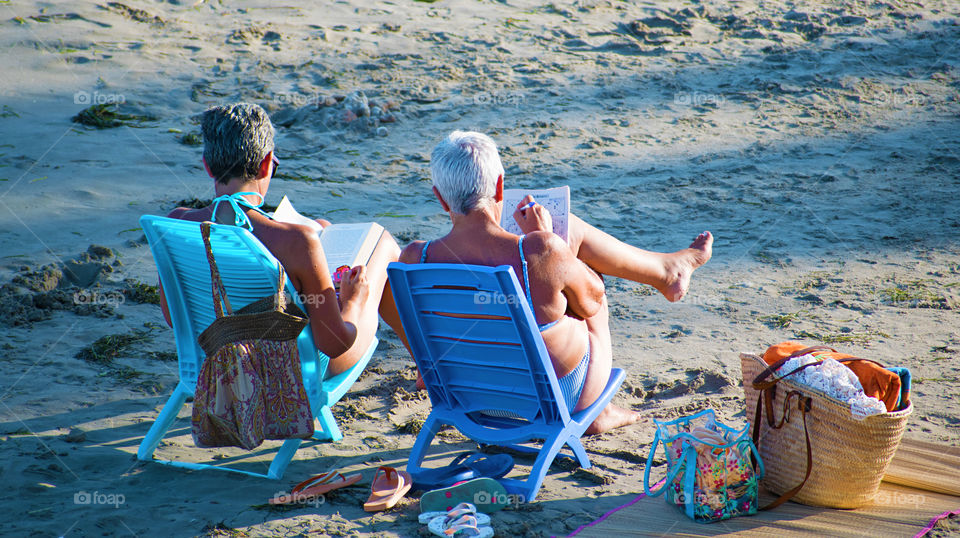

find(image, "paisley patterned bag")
[191,222,314,450]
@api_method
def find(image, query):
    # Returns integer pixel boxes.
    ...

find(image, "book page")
[501,185,570,243]
[271,196,384,275]
[271,195,323,233]
[319,222,384,274]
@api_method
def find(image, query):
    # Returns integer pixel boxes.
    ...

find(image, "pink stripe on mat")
[914,509,960,538]
[565,478,666,537]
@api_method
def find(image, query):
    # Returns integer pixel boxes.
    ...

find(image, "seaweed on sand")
[76,329,152,364]
[72,104,155,129]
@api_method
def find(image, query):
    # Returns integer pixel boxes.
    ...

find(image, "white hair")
[430,130,505,215]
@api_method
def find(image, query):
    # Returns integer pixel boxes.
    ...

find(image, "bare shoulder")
[271,222,321,253]
[521,231,572,262]
[398,240,428,265]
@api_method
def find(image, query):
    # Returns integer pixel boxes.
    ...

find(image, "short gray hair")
[430,130,505,214]
[201,103,275,184]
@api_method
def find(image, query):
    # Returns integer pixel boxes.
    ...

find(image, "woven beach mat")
[570,438,960,537]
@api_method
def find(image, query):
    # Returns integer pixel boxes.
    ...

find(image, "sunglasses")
[270,154,280,179]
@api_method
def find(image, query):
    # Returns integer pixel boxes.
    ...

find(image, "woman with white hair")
[399,130,712,434]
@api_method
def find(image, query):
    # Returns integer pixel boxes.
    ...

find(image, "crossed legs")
[566,214,713,433]
[566,213,713,302]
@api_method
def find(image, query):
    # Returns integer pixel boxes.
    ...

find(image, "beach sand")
[0,0,958,536]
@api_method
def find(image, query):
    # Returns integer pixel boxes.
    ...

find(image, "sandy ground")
[0,0,958,536]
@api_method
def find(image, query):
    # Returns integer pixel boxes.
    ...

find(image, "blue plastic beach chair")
[136,215,377,479]
[387,262,625,501]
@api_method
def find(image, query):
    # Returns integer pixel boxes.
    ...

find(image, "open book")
[272,196,384,279]
[500,185,570,243]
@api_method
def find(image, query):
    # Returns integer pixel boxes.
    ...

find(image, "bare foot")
[661,231,713,302]
[585,403,642,435]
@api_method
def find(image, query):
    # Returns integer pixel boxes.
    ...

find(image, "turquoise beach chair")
[386,262,625,501]
[136,215,377,479]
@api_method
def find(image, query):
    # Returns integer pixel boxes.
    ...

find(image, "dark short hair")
[200,103,275,184]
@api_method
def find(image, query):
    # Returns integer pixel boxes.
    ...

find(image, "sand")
[0,0,958,536]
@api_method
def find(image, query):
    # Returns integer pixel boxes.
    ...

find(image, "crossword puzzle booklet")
[501,185,570,243]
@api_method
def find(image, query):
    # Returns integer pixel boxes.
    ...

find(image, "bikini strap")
[419,240,431,264]
[211,191,270,231]
[517,235,534,307]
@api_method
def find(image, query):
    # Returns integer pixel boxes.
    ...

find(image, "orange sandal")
[270,470,363,505]
[363,466,413,512]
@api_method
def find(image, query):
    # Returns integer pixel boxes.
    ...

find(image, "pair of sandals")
[420,503,495,537]
[411,451,514,491]
[270,466,412,512]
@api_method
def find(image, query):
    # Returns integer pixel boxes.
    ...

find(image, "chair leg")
[137,384,190,461]
[505,432,570,502]
[566,437,591,469]
[312,406,343,442]
[405,415,441,476]
[267,438,303,479]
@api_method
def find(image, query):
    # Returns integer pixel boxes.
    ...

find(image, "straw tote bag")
[740,347,912,509]
[191,222,314,450]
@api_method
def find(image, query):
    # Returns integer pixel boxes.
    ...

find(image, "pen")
[521,201,536,211]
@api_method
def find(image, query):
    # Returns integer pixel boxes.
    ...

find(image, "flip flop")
[420,477,509,515]
[411,452,514,491]
[428,514,495,537]
[458,453,513,481]
[419,502,491,525]
[270,470,362,505]
[363,466,413,512]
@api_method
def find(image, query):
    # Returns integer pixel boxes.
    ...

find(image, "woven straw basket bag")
[740,350,912,509]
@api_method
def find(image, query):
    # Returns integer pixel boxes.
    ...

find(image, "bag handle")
[200,222,233,318]
[753,346,890,391]
[643,429,689,497]
[274,262,288,311]
[751,389,813,510]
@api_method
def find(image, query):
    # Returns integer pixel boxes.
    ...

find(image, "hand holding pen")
[512,195,553,235]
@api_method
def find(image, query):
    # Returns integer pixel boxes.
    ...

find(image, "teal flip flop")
[420,478,509,515]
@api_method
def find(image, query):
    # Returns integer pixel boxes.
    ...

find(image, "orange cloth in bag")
[762,342,901,412]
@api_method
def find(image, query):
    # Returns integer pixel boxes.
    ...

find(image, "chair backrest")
[386,262,570,425]
[140,216,319,391]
